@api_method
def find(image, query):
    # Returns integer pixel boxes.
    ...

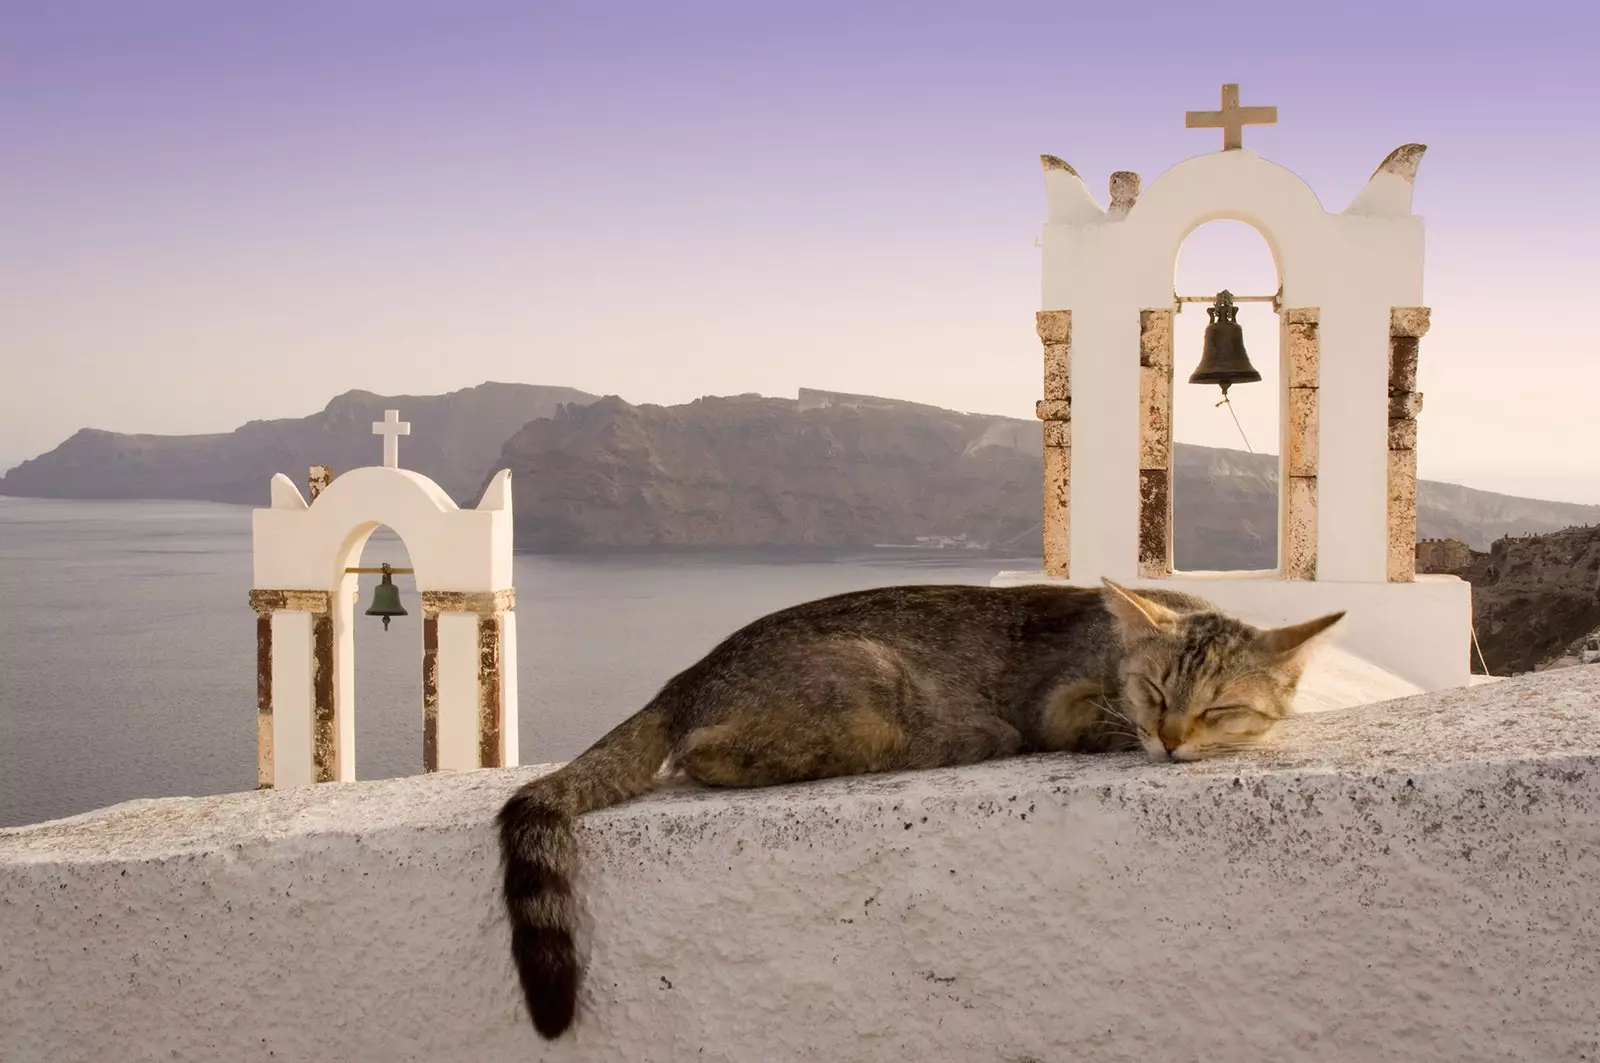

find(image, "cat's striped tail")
[496,699,673,1039]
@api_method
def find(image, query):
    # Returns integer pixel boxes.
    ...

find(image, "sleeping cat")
[496,578,1343,1039]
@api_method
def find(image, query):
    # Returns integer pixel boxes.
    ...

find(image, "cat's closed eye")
[1138,676,1167,709]
[1200,706,1270,726]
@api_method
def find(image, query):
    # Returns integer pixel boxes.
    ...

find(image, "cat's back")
[713,582,1105,653]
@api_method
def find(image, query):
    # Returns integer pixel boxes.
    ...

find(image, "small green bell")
[364,562,408,631]
[1188,290,1262,395]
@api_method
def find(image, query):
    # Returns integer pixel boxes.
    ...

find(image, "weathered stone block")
[1388,416,1418,451]
[1388,391,1424,421]
[1036,309,1072,346]
[308,464,334,502]
[249,588,334,615]
[1043,421,1070,449]
[1389,336,1419,393]
[1283,306,1320,327]
[1284,312,1320,389]
[1036,399,1072,422]
[1388,448,1418,582]
[1108,171,1141,217]
[1043,445,1070,577]
[1139,308,1173,369]
[1286,387,1318,478]
[1282,475,1318,580]
[1390,306,1431,339]
[1043,343,1071,401]
[1138,364,1171,470]
[1138,470,1171,578]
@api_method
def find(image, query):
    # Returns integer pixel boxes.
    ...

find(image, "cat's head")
[1100,579,1344,763]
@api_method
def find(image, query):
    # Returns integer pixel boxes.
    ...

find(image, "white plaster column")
[1067,301,1142,582]
[249,589,338,789]
[332,572,359,781]
[422,590,517,773]
[1313,301,1393,582]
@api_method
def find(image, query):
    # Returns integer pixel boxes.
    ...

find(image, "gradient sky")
[2,0,1596,502]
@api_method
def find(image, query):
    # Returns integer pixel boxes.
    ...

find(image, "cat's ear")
[1100,579,1179,637]
[1258,611,1345,660]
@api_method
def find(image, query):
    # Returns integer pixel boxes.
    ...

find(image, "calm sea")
[0,497,1036,828]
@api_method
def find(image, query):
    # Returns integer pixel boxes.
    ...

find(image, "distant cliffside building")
[1416,537,1474,573]
[797,387,944,414]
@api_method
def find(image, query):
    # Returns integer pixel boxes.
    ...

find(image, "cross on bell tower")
[372,409,410,469]
[1185,83,1277,151]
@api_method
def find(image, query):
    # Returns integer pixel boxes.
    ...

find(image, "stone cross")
[1185,83,1277,151]
[372,409,411,469]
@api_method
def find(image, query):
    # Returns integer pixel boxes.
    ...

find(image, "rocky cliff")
[496,392,1045,552]
[8,382,1597,571]
[1425,526,1600,675]
[490,389,1600,565]
[0,382,596,507]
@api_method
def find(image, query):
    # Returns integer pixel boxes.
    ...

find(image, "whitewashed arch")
[1010,130,1472,694]
[254,466,513,593]
[251,463,518,790]
[1038,147,1425,585]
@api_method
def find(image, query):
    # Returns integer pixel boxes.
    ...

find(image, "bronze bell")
[364,562,408,631]
[1188,290,1261,395]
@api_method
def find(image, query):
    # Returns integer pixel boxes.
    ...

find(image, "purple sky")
[2,1,1596,502]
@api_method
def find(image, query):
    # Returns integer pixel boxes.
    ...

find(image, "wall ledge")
[5,669,1600,1061]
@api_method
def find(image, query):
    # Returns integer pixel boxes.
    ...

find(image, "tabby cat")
[496,578,1343,1038]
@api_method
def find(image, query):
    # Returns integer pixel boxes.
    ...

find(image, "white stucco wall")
[253,466,514,593]
[5,669,1598,1063]
[992,569,1472,692]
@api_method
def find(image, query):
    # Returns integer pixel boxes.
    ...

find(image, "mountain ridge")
[5,383,1597,571]
[0,382,597,508]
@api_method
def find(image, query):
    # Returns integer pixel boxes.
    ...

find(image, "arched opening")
[349,524,422,780]
[1171,220,1282,572]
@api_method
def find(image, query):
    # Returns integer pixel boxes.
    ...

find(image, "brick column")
[420,589,516,771]
[1137,309,1174,578]
[1035,310,1072,577]
[248,588,337,788]
[1388,307,1431,581]
[1281,308,1321,579]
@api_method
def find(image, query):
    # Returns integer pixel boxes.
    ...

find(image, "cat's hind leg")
[673,636,916,788]
[675,706,909,788]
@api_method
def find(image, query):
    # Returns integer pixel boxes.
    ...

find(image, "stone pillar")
[308,465,334,502]
[1281,308,1321,579]
[1108,171,1141,219]
[253,612,272,789]
[1035,310,1072,577]
[1137,309,1174,578]
[1388,307,1430,581]
[420,589,517,772]
[248,588,337,788]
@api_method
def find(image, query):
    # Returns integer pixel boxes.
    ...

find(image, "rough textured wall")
[4,670,1600,1062]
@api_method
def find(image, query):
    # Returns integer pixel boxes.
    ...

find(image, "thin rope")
[1216,394,1254,454]
[1470,624,1491,676]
